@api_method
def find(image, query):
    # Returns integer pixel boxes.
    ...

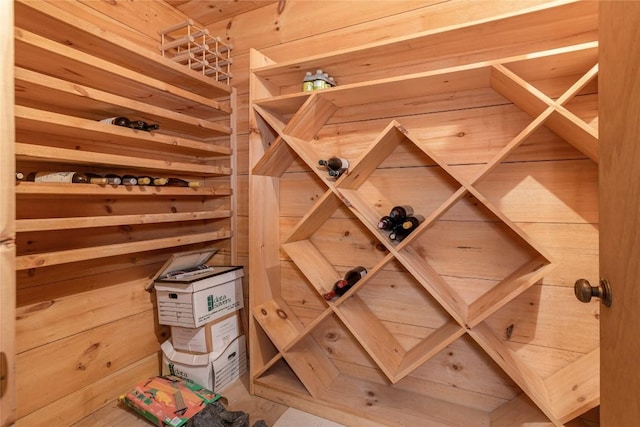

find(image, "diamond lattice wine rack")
[249,4,600,426]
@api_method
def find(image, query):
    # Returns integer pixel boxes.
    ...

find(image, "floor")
[273,408,345,427]
[74,372,601,427]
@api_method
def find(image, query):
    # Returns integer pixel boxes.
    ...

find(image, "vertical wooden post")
[230,87,238,266]
[0,1,16,425]
[248,49,280,394]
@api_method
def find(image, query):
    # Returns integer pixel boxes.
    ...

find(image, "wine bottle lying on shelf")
[165,178,200,188]
[25,172,108,185]
[15,172,25,181]
[137,176,168,186]
[388,205,413,222]
[99,116,160,132]
[324,266,367,301]
[389,214,425,242]
[136,176,151,185]
[378,205,414,232]
[120,175,138,185]
[129,120,160,132]
[100,116,130,127]
[86,172,116,185]
[377,215,396,231]
[102,174,122,185]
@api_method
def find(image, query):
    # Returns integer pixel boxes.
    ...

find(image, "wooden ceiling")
[165,1,278,26]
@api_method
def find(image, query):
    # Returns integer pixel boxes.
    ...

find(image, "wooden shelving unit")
[11,2,239,419]
[13,3,236,284]
[249,2,599,426]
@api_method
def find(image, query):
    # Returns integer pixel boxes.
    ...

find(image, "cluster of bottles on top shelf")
[324,266,367,301]
[378,205,424,242]
[303,69,336,92]
[318,156,349,179]
[15,172,200,187]
[100,116,159,132]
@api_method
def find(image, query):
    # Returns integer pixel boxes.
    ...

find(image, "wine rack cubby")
[249,2,599,426]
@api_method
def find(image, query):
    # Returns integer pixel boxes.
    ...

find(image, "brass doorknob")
[574,278,612,307]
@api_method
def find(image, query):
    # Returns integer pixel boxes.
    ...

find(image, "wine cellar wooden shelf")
[14,2,236,282]
[249,2,599,426]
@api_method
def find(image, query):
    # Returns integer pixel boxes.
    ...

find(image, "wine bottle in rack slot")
[137,176,152,185]
[388,205,414,222]
[323,266,368,301]
[15,172,25,181]
[26,172,108,185]
[166,178,200,188]
[389,214,424,242]
[103,174,122,185]
[312,69,326,91]
[302,71,314,92]
[153,177,168,186]
[137,176,167,186]
[85,173,111,185]
[100,116,131,127]
[377,215,396,231]
[318,156,349,179]
[99,116,159,132]
[120,175,138,185]
[129,120,160,132]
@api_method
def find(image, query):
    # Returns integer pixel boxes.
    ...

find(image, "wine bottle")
[85,173,110,185]
[153,177,168,186]
[129,120,160,132]
[100,116,131,127]
[26,172,108,185]
[166,178,200,188]
[323,266,367,301]
[312,69,326,91]
[319,156,349,179]
[327,167,348,179]
[103,174,123,185]
[137,176,152,185]
[100,116,159,132]
[389,215,424,242]
[121,175,138,185]
[377,215,397,231]
[15,172,25,181]
[319,157,349,171]
[388,205,414,223]
[302,71,314,92]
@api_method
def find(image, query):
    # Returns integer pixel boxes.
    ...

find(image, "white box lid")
[147,248,218,290]
[154,266,244,293]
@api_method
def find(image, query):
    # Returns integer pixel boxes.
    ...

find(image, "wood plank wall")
[212,0,563,308]
[11,1,599,425]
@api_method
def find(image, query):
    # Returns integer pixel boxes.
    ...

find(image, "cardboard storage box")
[162,335,247,392]
[154,249,244,328]
[171,311,242,354]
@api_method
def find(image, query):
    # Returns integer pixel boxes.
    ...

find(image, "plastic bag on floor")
[188,400,266,427]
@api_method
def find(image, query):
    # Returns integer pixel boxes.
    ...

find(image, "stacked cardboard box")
[153,249,247,392]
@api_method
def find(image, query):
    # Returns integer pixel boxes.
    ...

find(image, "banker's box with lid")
[162,335,248,392]
[154,249,244,328]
